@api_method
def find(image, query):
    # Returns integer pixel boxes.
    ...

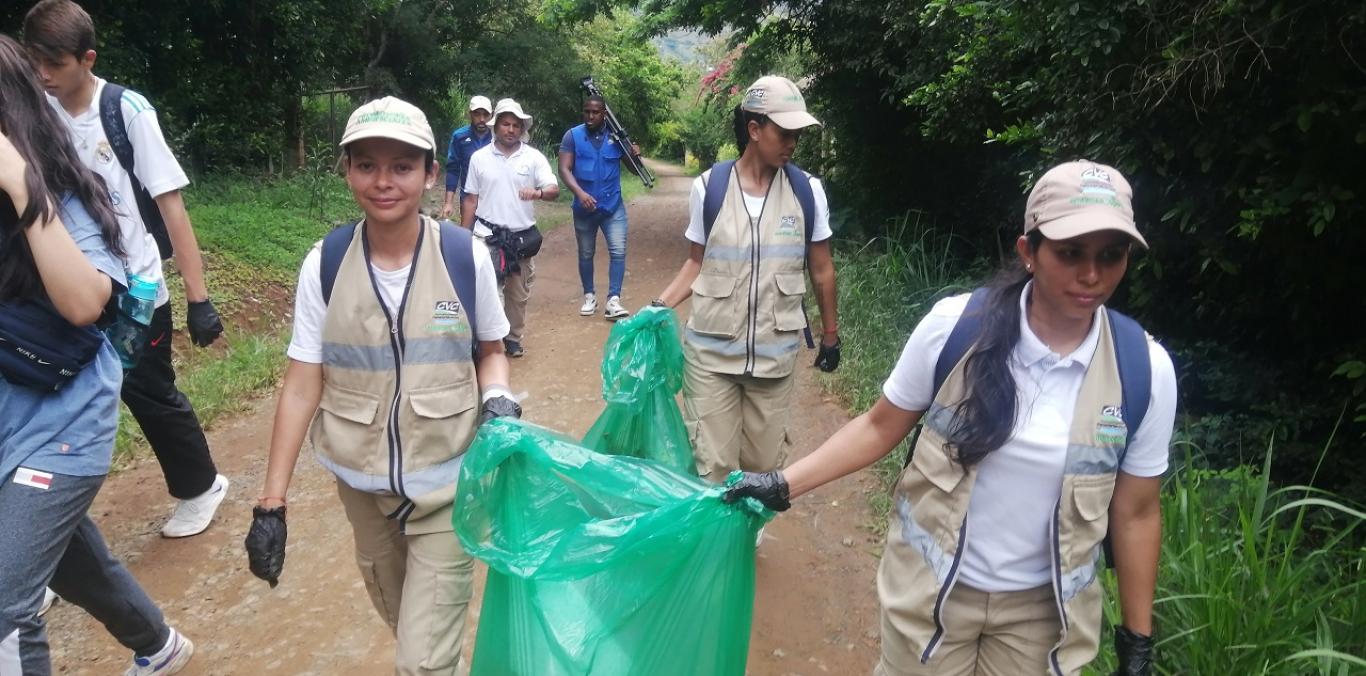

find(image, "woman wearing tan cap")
[651,75,842,494]
[726,161,1175,675]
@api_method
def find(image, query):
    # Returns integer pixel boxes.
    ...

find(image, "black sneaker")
[504,339,525,358]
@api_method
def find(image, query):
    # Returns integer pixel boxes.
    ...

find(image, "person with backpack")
[0,34,194,675]
[725,161,1175,676]
[558,93,642,321]
[439,95,493,219]
[243,96,517,676]
[652,75,841,484]
[24,0,230,539]
[460,98,560,358]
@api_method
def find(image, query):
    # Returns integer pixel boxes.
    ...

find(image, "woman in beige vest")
[243,97,520,675]
[653,75,841,487]
[725,162,1176,675]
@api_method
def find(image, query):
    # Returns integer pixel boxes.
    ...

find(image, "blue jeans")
[573,203,628,298]
[0,471,169,674]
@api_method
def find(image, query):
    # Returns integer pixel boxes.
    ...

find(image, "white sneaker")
[39,588,58,616]
[579,293,597,316]
[161,473,229,538]
[124,627,194,676]
[604,295,630,320]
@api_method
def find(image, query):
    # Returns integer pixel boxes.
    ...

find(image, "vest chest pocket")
[773,272,807,332]
[689,272,744,338]
[899,441,968,541]
[1067,475,1117,554]
[316,384,383,472]
[406,381,480,469]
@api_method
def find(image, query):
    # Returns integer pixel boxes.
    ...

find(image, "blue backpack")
[910,287,1152,566]
[319,219,478,339]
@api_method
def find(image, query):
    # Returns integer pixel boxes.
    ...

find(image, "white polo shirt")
[882,286,1177,592]
[463,142,557,233]
[47,77,189,308]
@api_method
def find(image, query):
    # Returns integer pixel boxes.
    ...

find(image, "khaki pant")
[336,481,474,676]
[682,357,795,483]
[501,257,535,344]
[874,583,1060,676]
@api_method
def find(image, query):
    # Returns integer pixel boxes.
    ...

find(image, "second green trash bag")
[581,307,693,473]
[455,418,770,676]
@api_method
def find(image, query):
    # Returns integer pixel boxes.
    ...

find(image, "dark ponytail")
[731,105,769,156]
[944,231,1043,466]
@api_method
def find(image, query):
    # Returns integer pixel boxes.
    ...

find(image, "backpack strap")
[932,288,991,398]
[98,83,174,259]
[701,160,736,242]
[783,163,817,247]
[1104,308,1152,462]
[319,221,359,305]
[99,84,135,178]
[437,220,478,338]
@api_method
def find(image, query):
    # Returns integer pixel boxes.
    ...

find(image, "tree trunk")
[284,95,304,172]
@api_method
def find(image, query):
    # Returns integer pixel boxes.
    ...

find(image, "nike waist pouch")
[0,299,105,392]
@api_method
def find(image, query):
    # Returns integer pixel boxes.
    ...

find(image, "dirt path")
[48,160,884,675]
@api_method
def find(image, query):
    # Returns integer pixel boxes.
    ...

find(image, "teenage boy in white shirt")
[25,0,230,539]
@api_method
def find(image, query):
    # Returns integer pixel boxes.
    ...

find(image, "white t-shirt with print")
[47,77,189,307]
[881,288,1177,592]
[286,235,510,363]
[463,142,558,234]
[684,169,833,245]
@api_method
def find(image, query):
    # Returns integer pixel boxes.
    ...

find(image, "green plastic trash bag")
[582,307,693,473]
[455,418,771,676]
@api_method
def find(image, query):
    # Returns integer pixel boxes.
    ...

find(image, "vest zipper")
[362,221,424,501]
[921,514,969,664]
[738,171,778,376]
[1047,499,1067,675]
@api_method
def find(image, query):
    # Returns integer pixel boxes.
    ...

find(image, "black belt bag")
[479,218,543,260]
[0,299,105,392]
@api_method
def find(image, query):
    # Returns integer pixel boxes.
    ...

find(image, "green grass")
[820,215,1365,673]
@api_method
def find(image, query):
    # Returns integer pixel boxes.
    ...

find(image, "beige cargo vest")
[309,217,480,535]
[879,311,1129,675]
[684,167,808,378]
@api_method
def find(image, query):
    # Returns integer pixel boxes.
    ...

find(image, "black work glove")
[187,299,224,347]
[814,338,841,373]
[479,395,522,425]
[244,506,287,588]
[1111,625,1154,676]
[721,471,792,512]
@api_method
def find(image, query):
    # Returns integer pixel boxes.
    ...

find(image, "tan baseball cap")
[339,96,435,151]
[741,75,821,130]
[469,95,492,113]
[1024,160,1148,248]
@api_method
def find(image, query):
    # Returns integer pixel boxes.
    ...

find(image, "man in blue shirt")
[441,95,493,219]
[559,95,641,320]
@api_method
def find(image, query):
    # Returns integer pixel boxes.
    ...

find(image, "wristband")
[481,385,514,404]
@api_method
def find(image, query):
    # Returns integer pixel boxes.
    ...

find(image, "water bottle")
[105,274,158,369]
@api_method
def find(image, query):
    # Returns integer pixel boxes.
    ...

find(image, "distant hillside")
[652,29,711,65]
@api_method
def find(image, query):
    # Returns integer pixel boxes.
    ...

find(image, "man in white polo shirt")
[460,98,559,358]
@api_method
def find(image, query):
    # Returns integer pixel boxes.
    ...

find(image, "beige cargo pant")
[873,583,1060,676]
[682,358,796,483]
[501,257,535,344]
[336,481,474,676]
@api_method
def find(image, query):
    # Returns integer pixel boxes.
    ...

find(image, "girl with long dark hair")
[0,34,193,675]
[726,161,1176,675]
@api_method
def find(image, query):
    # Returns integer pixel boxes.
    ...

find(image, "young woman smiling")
[726,161,1176,676]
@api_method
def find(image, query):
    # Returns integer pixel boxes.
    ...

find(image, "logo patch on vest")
[427,300,468,334]
[777,215,800,237]
[1096,405,1127,446]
